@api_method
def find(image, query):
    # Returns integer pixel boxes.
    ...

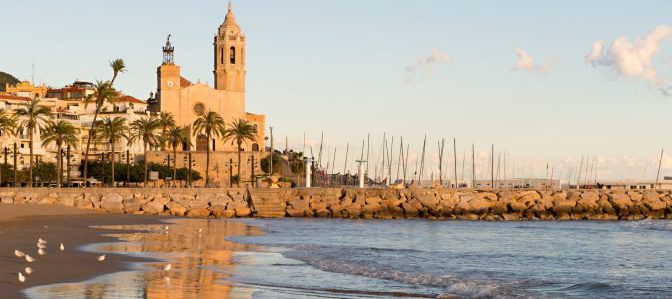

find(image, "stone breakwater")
[1,188,671,220]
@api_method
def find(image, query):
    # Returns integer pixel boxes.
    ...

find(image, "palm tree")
[192,111,226,187]
[95,117,128,187]
[128,116,160,187]
[41,120,78,188]
[15,98,51,187]
[82,58,126,188]
[83,80,118,186]
[0,110,17,186]
[223,118,258,186]
[164,125,190,187]
[110,59,126,85]
[157,111,175,150]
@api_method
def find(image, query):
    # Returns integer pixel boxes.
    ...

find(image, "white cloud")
[586,25,672,95]
[405,49,450,83]
[512,48,555,73]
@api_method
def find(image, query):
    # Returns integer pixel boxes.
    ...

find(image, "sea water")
[226,219,672,298]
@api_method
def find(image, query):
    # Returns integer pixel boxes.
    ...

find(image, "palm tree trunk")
[83,106,101,188]
[237,140,242,187]
[205,137,211,188]
[56,145,62,188]
[111,143,116,188]
[173,147,177,188]
[29,129,34,188]
[143,142,148,188]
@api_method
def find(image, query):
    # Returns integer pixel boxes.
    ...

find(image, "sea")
[25,218,672,299]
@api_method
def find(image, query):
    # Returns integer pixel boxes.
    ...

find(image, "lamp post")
[247,155,256,188]
[227,158,235,187]
[14,143,18,187]
[66,145,71,187]
[187,151,193,188]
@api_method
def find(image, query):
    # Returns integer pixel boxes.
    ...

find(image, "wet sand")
[0,204,166,299]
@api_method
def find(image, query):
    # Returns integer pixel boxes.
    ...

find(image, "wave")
[560,282,616,293]
[284,249,527,299]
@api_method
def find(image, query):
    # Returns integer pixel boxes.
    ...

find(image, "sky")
[2,0,672,181]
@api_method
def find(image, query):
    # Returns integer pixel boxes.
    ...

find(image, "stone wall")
[1,187,671,220]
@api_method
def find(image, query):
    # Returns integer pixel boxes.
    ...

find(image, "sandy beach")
[0,204,166,299]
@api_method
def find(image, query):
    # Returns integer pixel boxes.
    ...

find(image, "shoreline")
[0,204,167,299]
[6,208,263,298]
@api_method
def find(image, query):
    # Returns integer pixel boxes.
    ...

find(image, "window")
[196,135,208,151]
[220,47,224,65]
[252,143,259,152]
[212,139,216,151]
[230,47,236,64]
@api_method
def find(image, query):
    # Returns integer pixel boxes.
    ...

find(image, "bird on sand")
[15,250,25,258]
[25,255,37,263]
[18,272,26,283]
[163,264,172,271]
[164,226,169,230]
[38,238,47,245]
[37,243,47,249]
[25,267,32,275]
[60,243,65,251]
[38,248,46,256]
[97,255,106,262]
[197,228,203,233]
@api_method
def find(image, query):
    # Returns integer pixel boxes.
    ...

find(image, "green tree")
[82,58,126,187]
[157,111,175,150]
[192,110,226,187]
[128,116,160,187]
[261,152,282,174]
[0,109,16,186]
[15,98,51,187]
[83,81,118,184]
[41,120,78,188]
[223,118,257,186]
[95,117,128,187]
[164,125,189,187]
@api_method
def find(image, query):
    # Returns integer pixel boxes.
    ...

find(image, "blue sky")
[2,0,672,180]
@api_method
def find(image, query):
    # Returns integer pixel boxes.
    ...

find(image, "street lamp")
[247,155,256,188]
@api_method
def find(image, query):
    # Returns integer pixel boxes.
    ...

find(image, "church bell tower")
[214,1,246,91]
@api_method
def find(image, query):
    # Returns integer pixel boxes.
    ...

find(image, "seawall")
[1,187,671,220]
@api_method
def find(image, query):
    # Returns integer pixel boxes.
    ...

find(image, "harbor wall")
[1,187,671,220]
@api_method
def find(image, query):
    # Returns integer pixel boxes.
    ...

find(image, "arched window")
[196,135,208,151]
[252,143,260,152]
[220,47,224,65]
[212,139,216,151]
[230,46,236,64]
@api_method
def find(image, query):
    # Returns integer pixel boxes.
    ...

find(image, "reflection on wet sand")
[24,219,264,299]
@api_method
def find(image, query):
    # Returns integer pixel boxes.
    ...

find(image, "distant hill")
[0,71,20,92]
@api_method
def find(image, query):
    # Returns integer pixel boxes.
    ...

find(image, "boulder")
[235,207,252,217]
[141,200,165,214]
[213,208,235,218]
[101,193,124,213]
[166,201,187,216]
[186,208,211,218]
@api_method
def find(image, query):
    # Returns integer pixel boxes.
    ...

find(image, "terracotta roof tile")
[0,94,31,101]
[118,95,146,104]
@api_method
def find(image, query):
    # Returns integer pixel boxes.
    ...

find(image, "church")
[155,1,265,153]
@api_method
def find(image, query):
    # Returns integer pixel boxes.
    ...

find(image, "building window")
[196,135,208,152]
[252,143,259,152]
[220,47,224,65]
[230,47,236,64]
[212,139,216,151]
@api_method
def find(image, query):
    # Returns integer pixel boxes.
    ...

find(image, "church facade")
[156,2,265,153]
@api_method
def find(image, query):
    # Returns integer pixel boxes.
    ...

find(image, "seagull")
[25,267,32,275]
[38,248,46,256]
[163,264,172,271]
[197,228,203,233]
[60,243,65,251]
[164,226,169,230]
[37,243,47,249]
[15,250,26,258]
[38,238,47,245]
[18,272,26,283]
[25,255,37,263]
[97,255,106,262]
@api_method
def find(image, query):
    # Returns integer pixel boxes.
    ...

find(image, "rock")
[141,200,165,214]
[401,202,419,218]
[101,193,124,213]
[186,208,211,218]
[166,201,187,216]
[213,209,235,218]
[235,207,252,217]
